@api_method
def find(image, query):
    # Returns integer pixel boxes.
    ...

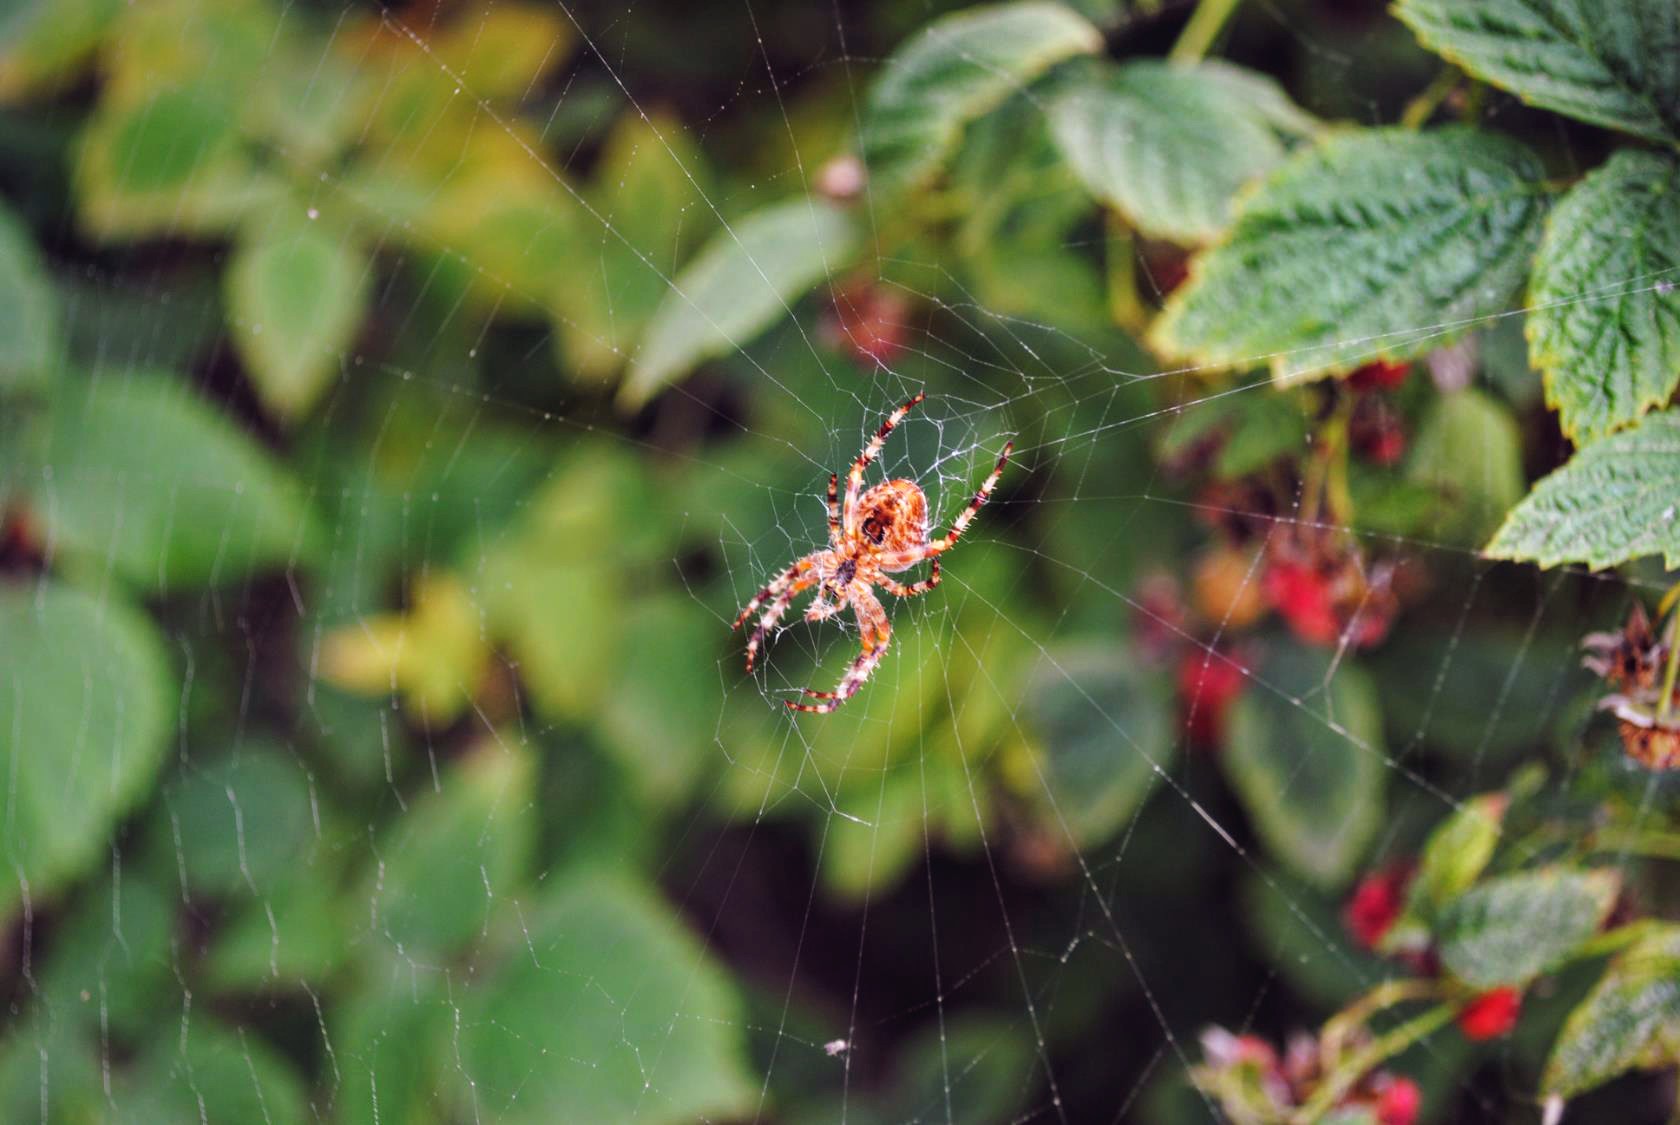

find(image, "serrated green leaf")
[1152,127,1547,385]
[861,1,1101,201]
[1543,924,1680,1099]
[462,872,756,1125]
[227,213,371,420]
[1438,867,1619,988]
[1529,149,1680,444]
[1049,60,1318,243]
[0,197,58,394]
[1022,643,1176,848]
[1395,0,1680,143]
[1222,643,1386,889]
[1484,406,1680,569]
[1381,793,1506,955]
[1407,388,1525,545]
[620,197,856,408]
[29,370,320,590]
[0,581,172,917]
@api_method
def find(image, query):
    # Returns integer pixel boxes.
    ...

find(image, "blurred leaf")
[880,1017,1034,1124]
[320,573,491,725]
[0,581,171,917]
[0,1021,105,1122]
[227,212,371,420]
[153,744,317,899]
[462,871,756,1124]
[620,197,858,408]
[860,1,1101,201]
[1529,149,1680,445]
[102,0,277,108]
[1406,388,1524,545]
[204,873,348,989]
[0,197,58,394]
[1543,923,1680,1099]
[819,763,927,901]
[332,959,456,1125]
[359,743,535,956]
[253,48,359,172]
[1020,643,1175,848]
[435,2,576,101]
[1395,0,1680,143]
[1242,867,1392,1010]
[1155,388,1309,479]
[74,84,276,241]
[553,112,712,381]
[1381,793,1506,955]
[37,873,174,1038]
[58,269,221,373]
[119,1017,309,1125]
[30,370,320,591]
[1152,127,1547,384]
[1437,866,1619,988]
[1484,406,1680,569]
[1222,642,1386,889]
[598,597,716,807]
[0,0,120,99]
[1050,60,1318,243]
[967,239,1107,334]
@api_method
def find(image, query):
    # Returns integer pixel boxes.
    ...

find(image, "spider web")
[2,1,1677,1123]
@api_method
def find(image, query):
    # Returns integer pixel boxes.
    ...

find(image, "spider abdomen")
[856,479,929,557]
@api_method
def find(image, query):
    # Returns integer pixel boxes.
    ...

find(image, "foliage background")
[1,0,1679,1122]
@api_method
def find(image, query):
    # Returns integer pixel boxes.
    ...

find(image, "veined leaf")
[1395,0,1680,144]
[619,197,857,408]
[1407,388,1525,545]
[1152,127,1547,385]
[861,1,1101,201]
[1544,924,1680,1099]
[1529,149,1680,444]
[1049,60,1319,243]
[1484,407,1680,569]
[1438,866,1619,988]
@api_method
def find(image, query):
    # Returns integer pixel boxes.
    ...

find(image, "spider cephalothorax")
[733,392,1012,713]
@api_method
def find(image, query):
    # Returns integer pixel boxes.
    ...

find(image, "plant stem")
[1106,214,1150,334]
[1168,0,1242,65]
[1319,978,1442,1065]
[1399,68,1461,129]
[1292,1004,1456,1123]
[1590,828,1680,863]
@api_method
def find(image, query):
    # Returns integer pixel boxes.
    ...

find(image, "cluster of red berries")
[1197,1026,1422,1125]
[1342,865,1523,1042]
[1260,529,1398,650]
[1349,359,1412,467]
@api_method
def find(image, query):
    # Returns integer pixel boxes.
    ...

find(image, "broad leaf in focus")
[1395,0,1680,144]
[1021,643,1176,848]
[861,1,1101,201]
[0,0,120,98]
[1152,127,1547,384]
[1222,642,1385,889]
[1050,60,1319,244]
[1406,388,1525,545]
[0,581,172,916]
[1437,866,1619,988]
[29,370,320,590]
[226,212,372,420]
[620,197,858,408]
[462,872,756,1124]
[0,198,58,393]
[1529,149,1680,444]
[1484,407,1680,569]
[1543,923,1680,1099]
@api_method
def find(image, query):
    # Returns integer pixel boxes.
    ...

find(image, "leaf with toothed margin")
[1151,127,1548,386]
[861,1,1102,202]
[1437,866,1619,987]
[1528,149,1680,445]
[1484,407,1680,569]
[1544,923,1680,1100]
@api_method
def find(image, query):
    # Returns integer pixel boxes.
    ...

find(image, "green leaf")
[1406,388,1525,545]
[0,582,171,916]
[29,370,320,590]
[1021,643,1176,848]
[227,213,372,420]
[1484,406,1680,569]
[462,872,756,1125]
[331,958,455,1125]
[1395,0,1680,143]
[619,197,858,408]
[37,874,174,1038]
[204,874,348,989]
[358,744,535,955]
[151,744,317,898]
[1543,924,1680,1099]
[1381,793,1507,955]
[1049,60,1318,243]
[1152,127,1547,385]
[120,1017,309,1125]
[0,197,58,394]
[1437,867,1619,988]
[597,598,716,807]
[819,762,929,902]
[0,0,120,99]
[1529,149,1680,444]
[1155,388,1309,479]
[1222,643,1386,889]
[861,1,1101,201]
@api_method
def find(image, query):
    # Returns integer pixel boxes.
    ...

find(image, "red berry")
[1263,560,1340,647]
[1375,1075,1422,1125]
[1343,865,1410,949]
[1348,359,1411,392]
[1177,649,1246,746]
[824,285,911,367]
[1457,987,1522,1040]
[1361,423,1407,466]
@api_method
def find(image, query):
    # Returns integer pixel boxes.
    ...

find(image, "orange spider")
[733,392,1012,713]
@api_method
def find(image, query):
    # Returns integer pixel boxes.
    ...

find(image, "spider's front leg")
[788,589,891,713]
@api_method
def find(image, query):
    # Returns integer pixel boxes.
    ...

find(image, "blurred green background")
[0,0,1673,1122]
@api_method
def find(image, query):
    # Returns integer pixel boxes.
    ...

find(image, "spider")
[732,392,1012,713]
